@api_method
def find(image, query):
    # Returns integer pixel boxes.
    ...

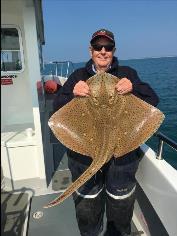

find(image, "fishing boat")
[1,1,177,235]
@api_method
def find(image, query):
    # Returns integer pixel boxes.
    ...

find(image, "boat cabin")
[1,0,47,191]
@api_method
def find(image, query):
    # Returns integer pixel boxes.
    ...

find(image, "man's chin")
[97,62,109,67]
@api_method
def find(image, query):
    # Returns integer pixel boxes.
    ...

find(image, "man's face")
[90,37,115,71]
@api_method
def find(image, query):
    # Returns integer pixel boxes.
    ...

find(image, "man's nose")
[100,47,106,53]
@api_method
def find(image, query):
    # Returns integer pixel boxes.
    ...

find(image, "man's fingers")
[116,84,128,92]
[81,88,90,94]
[116,85,123,91]
[83,83,90,89]
[77,93,89,97]
[115,78,133,94]
[79,81,90,89]
[74,88,90,96]
[116,78,127,86]
[73,80,90,96]
[117,88,130,95]
[76,90,90,97]
[115,81,126,91]
[115,77,128,87]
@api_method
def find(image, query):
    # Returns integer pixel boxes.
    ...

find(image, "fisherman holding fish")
[53,29,159,236]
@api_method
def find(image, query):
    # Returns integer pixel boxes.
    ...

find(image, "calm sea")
[42,57,177,169]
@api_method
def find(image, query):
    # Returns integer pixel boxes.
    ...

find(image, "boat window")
[1,27,24,73]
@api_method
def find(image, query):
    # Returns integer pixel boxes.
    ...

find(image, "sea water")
[42,57,177,169]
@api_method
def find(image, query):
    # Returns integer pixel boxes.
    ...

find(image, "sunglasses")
[92,44,115,52]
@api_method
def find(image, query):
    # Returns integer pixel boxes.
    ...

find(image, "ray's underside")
[44,72,164,208]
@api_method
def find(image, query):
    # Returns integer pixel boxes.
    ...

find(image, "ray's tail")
[43,155,108,208]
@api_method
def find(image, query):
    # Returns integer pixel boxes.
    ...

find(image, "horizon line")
[44,55,177,64]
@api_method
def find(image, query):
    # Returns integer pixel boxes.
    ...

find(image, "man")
[53,29,159,236]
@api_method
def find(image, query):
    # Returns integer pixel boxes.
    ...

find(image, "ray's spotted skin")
[44,72,164,208]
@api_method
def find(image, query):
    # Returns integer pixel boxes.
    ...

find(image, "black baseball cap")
[90,29,115,45]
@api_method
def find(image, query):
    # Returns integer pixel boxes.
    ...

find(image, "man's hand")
[115,78,133,94]
[73,81,90,97]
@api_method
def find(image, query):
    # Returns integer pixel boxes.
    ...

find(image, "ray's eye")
[109,93,114,104]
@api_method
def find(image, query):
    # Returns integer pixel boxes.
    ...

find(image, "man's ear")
[113,47,116,54]
[89,46,93,57]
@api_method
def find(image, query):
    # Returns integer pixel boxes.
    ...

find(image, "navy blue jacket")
[53,57,159,164]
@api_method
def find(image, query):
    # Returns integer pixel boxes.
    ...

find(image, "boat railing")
[44,60,75,78]
[154,131,177,160]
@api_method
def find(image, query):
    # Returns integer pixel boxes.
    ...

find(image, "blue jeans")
[68,149,141,236]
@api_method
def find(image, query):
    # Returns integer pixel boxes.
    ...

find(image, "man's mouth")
[98,57,108,61]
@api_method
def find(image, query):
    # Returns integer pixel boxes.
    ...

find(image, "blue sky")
[42,0,177,62]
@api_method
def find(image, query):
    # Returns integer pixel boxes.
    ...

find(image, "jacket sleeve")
[128,68,159,107]
[53,72,79,112]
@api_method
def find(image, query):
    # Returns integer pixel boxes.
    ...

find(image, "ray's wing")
[49,97,97,158]
[113,92,164,157]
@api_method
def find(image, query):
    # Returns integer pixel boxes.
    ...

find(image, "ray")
[43,72,164,208]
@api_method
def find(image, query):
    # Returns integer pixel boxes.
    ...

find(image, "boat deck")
[28,194,80,236]
[1,190,140,236]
